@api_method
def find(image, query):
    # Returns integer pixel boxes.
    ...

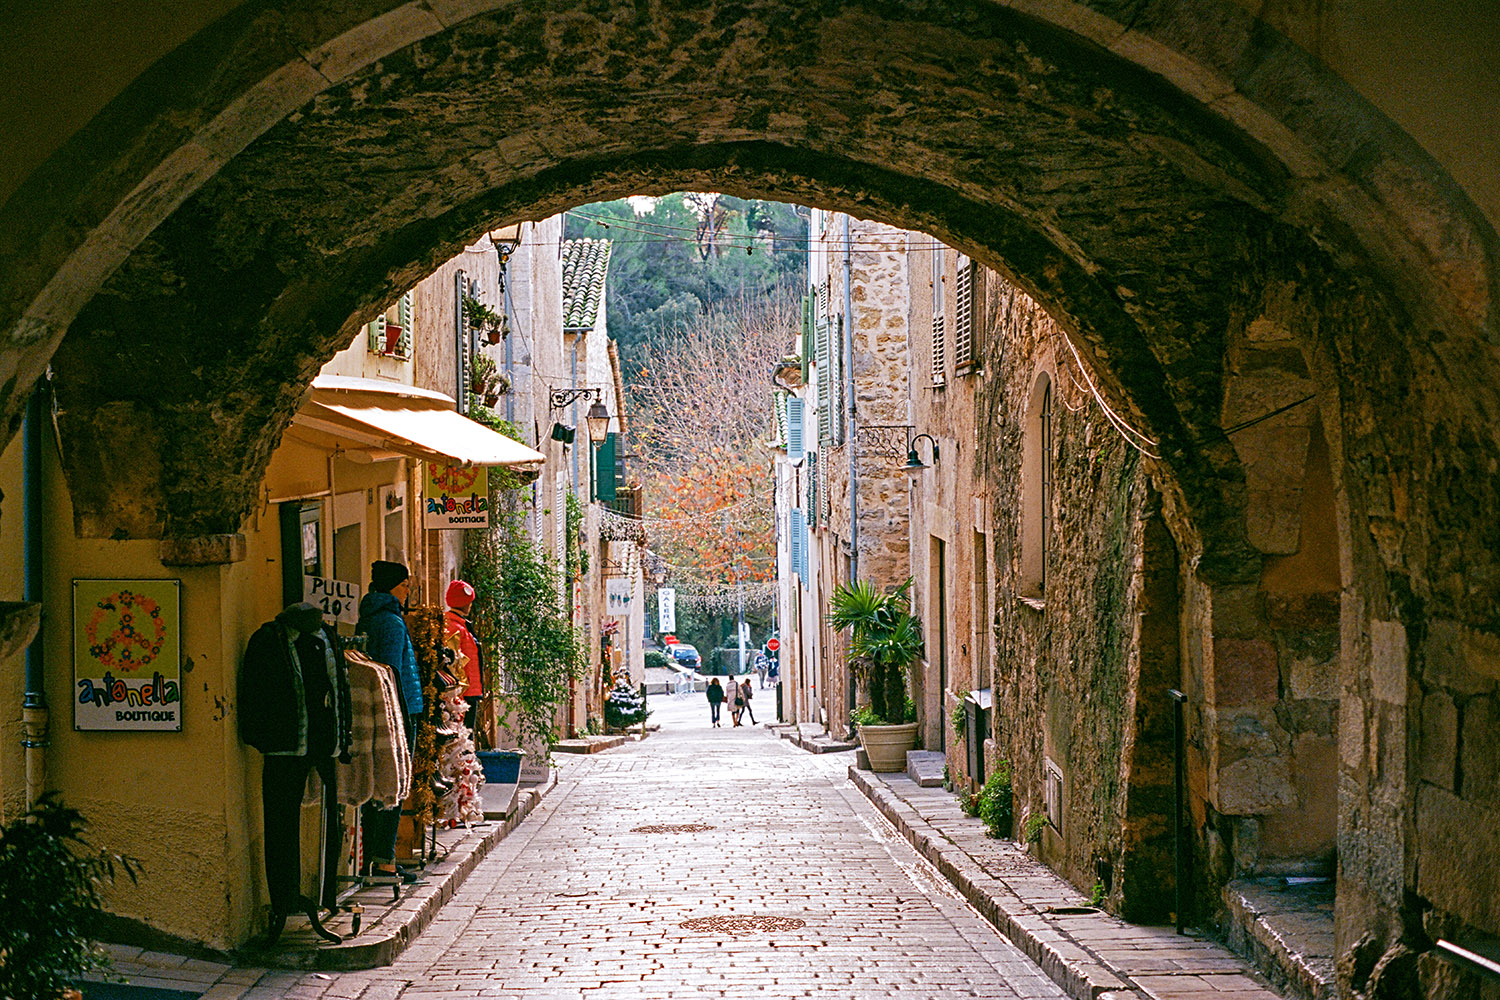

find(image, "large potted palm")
[828,578,923,772]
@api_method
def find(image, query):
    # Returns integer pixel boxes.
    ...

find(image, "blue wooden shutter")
[789,509,805,581]
[787,398,804,464]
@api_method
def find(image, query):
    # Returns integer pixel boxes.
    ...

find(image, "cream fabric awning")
[293,375,545,468]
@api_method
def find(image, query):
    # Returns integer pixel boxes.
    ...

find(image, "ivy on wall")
[462,417,587,755]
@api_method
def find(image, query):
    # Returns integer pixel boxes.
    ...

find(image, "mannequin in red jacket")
[443,580,484,730]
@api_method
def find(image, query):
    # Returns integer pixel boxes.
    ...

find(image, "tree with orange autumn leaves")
[628,293,797,588]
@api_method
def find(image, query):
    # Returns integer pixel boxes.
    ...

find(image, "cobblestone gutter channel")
[849,766,1289,1000]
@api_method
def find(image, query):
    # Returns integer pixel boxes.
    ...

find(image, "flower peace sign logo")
[430,464,480,494]
[84,589,167,672]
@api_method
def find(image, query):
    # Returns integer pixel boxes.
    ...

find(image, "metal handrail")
[1435,939,1500,983]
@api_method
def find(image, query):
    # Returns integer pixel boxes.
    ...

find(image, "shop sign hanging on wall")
[72,579,182,732]
[606,577,633,615]
[424,462,489,529]
[304,576,361,626]
[657,587,676,633]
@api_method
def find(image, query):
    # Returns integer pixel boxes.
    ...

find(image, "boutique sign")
[424,462,489,529]
[73,579,182,732]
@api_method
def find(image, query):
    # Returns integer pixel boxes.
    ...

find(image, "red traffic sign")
[766,638,781,652]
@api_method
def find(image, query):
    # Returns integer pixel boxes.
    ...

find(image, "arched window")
[1020,371,1052,598]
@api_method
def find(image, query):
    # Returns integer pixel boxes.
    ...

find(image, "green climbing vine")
[462,426,587,755]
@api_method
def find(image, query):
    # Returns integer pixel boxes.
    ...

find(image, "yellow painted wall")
[37,433,252,949]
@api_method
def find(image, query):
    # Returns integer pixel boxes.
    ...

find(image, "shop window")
[379,483,407,563]
[279,500,323,608]
[973,528,990,692]
[1020,371,1052,599]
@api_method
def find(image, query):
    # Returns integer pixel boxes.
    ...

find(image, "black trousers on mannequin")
[262,754,340,914]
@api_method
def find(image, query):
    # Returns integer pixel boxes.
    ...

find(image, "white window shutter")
[954,257,973,369]
[816,320,831,444]
[932,313,946,386]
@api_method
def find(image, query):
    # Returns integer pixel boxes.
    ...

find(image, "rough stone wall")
[809,214,914,733]
[904,239,993,757]
[979,271,1166,910]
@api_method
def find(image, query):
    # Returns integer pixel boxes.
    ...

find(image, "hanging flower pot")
[484,325,502,345]
[483,390,501,407]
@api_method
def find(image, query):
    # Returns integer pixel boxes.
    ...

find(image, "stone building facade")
[783,214,1366,978]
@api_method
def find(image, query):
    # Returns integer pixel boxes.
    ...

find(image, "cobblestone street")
[241,695,1067,999]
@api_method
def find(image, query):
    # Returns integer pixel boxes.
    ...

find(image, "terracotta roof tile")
[561,238,612,331]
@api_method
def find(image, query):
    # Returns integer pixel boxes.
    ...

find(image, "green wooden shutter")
[596,432,618,501]
[801,294,813,384]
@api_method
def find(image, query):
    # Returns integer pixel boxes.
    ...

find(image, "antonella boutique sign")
[424,462,489,529]
[73,579,182,731]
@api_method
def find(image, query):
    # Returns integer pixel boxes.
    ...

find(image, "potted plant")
[0,793,140,1000]
[828,578,923,772]
[462,294,505,344]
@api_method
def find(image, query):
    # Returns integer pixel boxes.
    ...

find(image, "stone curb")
[240,772,556,971]
[849,766,1148,1000]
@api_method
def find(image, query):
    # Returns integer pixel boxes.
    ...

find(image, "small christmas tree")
[604,676,651,731]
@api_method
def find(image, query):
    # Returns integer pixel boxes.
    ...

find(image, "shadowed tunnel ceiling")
[0,0,1497,627]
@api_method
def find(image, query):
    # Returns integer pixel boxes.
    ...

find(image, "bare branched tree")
[628,291,798,584]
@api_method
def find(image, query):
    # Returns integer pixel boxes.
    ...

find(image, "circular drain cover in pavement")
[1045,906,1099,915]
[679,915,806,933]
[631,823,717,834]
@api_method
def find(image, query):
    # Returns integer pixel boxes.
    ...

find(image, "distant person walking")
[739,678,756,725]
[707,678,725,727]
[731,678,746,726]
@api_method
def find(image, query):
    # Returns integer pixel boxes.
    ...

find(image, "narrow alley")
[125,699,1070,999]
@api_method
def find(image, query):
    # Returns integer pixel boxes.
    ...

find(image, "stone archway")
[3,0,1499,982]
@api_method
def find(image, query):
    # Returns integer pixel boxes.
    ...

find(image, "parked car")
[670,644,701,670]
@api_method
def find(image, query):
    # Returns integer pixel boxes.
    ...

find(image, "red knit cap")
[445,580,476,608]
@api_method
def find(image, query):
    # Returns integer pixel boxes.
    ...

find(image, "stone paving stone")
[93,698,1090,998]
[847,766,1292,1000]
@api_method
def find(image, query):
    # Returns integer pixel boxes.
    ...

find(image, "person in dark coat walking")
[357,561,422,880]
[738,678,756,725]
[706,678,725,727]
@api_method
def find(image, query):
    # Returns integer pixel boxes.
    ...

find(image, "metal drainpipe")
[843,215,858,717]
[22,379,49,809]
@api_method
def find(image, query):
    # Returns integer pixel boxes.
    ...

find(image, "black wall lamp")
[903,433,939,474]
[549,386,612,444]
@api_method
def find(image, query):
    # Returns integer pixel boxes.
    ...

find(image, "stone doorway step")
[1224,878,1336,1000]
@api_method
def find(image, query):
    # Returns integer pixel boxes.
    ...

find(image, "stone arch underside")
[0,0,1495,642]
